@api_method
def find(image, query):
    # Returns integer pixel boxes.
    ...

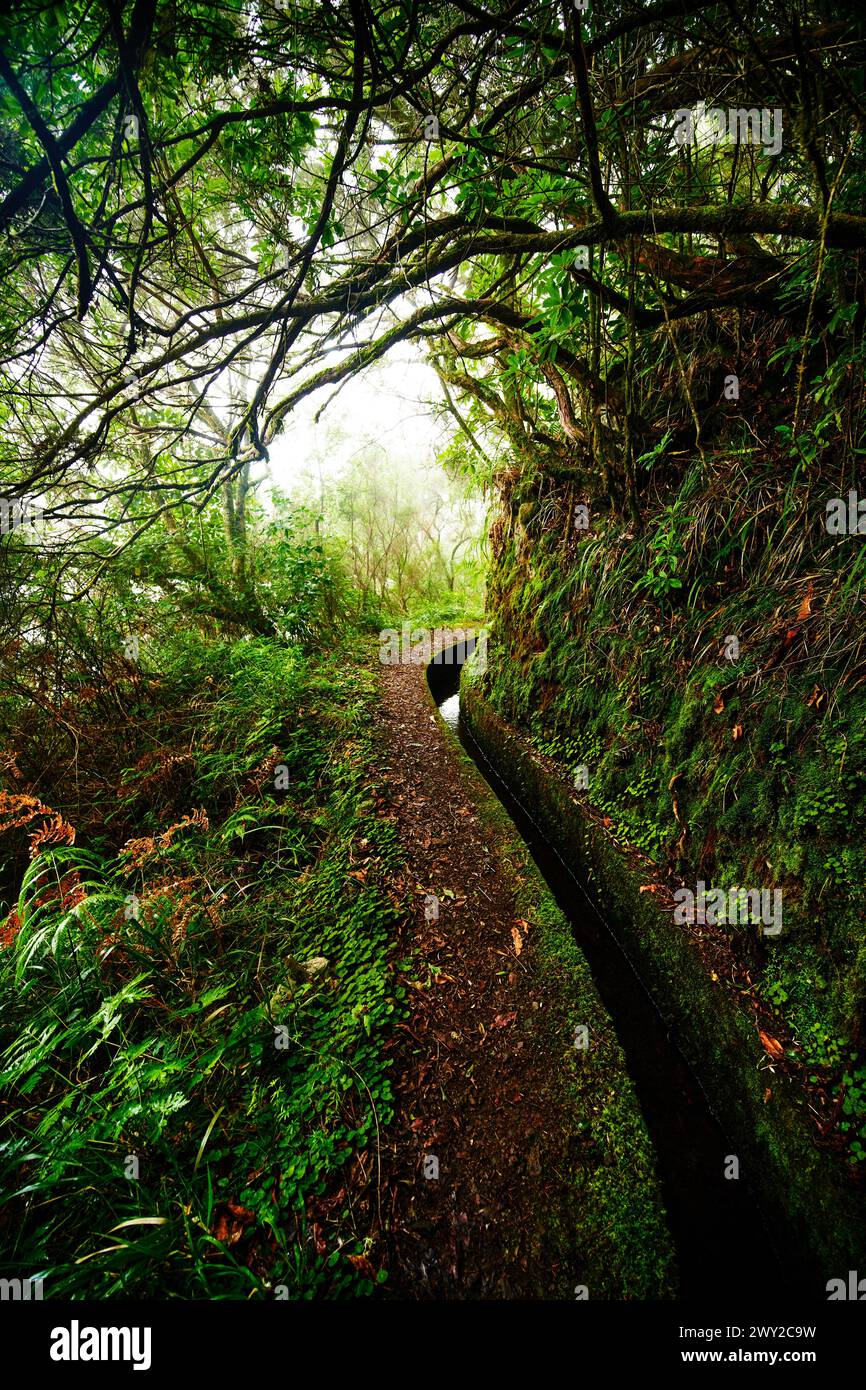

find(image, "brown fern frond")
[119,807,209,869]
[0,790,76,857]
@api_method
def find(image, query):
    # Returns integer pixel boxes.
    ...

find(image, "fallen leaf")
[797,585,813,621]
[759,1030,785,1060]
[712,693,725,714]
[492,1011,517,1028]
[211,1200,256,1246]
[511,926,523,955]
[346,1252,378,1280]
[732,721,744,741]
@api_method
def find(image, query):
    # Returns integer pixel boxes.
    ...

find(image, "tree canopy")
[2,0,863,549]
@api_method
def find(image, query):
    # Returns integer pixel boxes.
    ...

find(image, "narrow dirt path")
[374,655,588,1298]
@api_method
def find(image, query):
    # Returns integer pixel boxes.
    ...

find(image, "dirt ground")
[374,656,587,1298]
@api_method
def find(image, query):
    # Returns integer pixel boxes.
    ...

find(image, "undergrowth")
[483,424,866,1164]
[0,635,406,1298]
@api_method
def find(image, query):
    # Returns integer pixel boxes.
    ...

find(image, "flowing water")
[428,648,803,1299]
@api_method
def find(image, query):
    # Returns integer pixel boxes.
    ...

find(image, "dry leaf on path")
[759,1030,785,1060]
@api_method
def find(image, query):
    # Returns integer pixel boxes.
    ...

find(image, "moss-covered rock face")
[479,462,866,1169]
[461,675,866,1288]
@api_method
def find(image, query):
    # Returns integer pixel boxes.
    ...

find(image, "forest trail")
[375,655,589,1297]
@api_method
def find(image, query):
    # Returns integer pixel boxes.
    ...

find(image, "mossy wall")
[462,672,866,1287]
